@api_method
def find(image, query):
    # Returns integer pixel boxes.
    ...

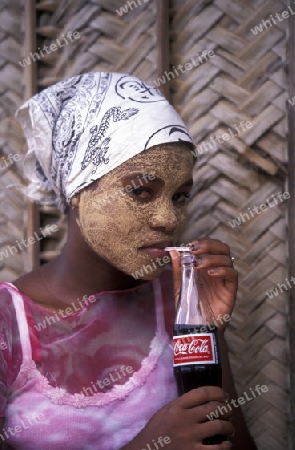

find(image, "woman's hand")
[169,238,238,332]
[121,386,234,450]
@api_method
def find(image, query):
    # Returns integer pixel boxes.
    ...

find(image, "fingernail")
[193,257,202,266]
[208,268,218,274]
[187,242,195,251]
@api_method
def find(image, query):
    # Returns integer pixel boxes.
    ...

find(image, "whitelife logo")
[266,276,295,299]
[0,224,58,261]
[228,191,290,228]
[141,436,171,450]
[0,414,45,444]
[206,385,269,421]
[153,50,215,88]
[0,154,21,170]
[116,0,149,16]
[191,120,252,158]
[80,365,134,396]
[250,4,295,35]
[34,294,97,332]
[18,31,80,68]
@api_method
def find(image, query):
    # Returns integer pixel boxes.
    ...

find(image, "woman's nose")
[148,200,179,231]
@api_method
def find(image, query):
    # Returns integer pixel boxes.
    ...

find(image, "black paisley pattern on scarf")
[81,106,139,173]
[36,72,112,199]
[115,76,165,103]
[144,125,193,150]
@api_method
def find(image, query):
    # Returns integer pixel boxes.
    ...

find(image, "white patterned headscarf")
[16,71,194,211]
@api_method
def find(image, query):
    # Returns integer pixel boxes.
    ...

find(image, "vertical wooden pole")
[156,0,170,100]
[288,12,295,450]
[24,0,40,270]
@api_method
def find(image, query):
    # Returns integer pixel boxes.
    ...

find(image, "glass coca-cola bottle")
[172,249,226,445]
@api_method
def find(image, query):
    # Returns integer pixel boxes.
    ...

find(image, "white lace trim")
[18,331,170,408]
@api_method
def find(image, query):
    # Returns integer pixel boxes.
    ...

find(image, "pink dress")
[0,270,177,449]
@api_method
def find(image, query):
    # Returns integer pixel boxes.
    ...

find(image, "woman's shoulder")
[11,268,60,314]
[12,268,45,305]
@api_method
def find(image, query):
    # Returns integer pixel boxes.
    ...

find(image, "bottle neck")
[175,252,216,326]
[180,251,195,294]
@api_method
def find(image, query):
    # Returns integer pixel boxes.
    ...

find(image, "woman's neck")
[13,243,146,313]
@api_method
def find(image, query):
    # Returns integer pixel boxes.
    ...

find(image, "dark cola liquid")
[173,324,226,445]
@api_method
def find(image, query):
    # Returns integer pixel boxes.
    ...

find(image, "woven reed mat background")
[0,0,290,449]
[173,1,288,450]
[0,0,28,280]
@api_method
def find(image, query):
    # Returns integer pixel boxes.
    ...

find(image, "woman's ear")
[70,195,80,210]
[68,195,81,229]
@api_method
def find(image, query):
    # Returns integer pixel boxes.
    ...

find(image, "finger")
[197,419,235,441]
[194,255,234,269]
[207,267,238,285]
[189,238,230,256]
[189,401,233,422]
[179,386,228,409]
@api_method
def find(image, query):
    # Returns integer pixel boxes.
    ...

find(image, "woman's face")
[77,144,194,280]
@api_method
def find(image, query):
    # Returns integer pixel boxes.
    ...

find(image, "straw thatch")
[0,1,289,449]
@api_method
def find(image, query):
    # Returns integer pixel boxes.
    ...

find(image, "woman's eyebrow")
[121,173,159,182]
[122,174,193,187]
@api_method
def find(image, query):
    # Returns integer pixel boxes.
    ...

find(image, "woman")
[0,72,257,449]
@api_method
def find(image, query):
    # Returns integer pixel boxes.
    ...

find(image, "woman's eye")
[173,192,191,204]
[131,188,152,200]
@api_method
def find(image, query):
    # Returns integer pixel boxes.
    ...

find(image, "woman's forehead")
[86,144,194,192]
[115,144,193,173]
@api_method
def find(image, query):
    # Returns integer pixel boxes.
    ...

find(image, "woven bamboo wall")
[0,1,289,449]
[0,0,27,280]
[175,2,288,450]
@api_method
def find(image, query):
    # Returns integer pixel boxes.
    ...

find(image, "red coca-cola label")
[173,333,217,366]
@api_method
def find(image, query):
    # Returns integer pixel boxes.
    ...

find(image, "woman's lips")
[139,241,171,258]
[138,247,170,259]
